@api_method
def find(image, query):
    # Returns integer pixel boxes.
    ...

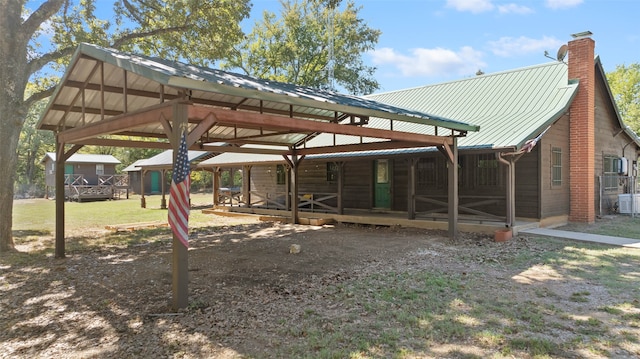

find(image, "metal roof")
[363,61,578,151]
[42,152,121,164]
[129,150,212,170]
[301,61,578,152]
[37,43,478,152]
[200,61,580,166]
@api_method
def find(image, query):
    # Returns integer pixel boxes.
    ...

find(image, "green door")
[374,159,391,209]
[64,164,74,174]
[150,171,160,193]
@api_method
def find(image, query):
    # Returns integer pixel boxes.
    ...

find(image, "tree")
[0,0,251,252]
[222,0,381,95]
[16,98,54,198]
[607,63,640,135]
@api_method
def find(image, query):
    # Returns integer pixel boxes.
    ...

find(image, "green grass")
[12,193,218,233]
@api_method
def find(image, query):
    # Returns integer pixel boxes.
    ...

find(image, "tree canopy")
[0,0,251,251]
[607,63,640,135]
[222,0,381,95]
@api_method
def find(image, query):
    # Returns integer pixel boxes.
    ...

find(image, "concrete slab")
[521,228,640,249]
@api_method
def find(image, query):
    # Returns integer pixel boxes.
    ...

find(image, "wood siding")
[594,73,640,214]
[540,114,570,218]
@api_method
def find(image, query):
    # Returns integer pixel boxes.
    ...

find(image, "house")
[199,32,640,231]
[42,152,127,201]
[123,150,213,208]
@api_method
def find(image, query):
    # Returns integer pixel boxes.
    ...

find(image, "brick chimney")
[568,31,596,223]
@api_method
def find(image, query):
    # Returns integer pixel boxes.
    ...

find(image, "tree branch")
[22,0,67,39]
[26,46,77,78]
[24,86,56,110]
[110,25,190,49]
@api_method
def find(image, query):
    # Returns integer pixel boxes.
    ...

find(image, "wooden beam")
[199,144,288,155]
[187,113,216,146]
[73,138,171,149]
[297,141,428,155]
[189,106,453,146]
[57,102,175,143]
[62,80,333,121]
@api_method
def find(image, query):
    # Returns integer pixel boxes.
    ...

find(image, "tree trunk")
[0,2,30,252]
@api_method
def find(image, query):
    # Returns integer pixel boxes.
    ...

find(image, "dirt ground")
[2,216,639,358]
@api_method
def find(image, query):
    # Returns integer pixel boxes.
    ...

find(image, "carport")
[37,43,479,309]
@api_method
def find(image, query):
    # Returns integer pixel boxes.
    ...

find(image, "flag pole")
[170,102,190,311]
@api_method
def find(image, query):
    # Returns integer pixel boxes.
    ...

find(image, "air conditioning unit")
[49,170,54,175]
[618,194,640,214]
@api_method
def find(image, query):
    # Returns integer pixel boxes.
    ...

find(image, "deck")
[64,174,129,202]
[202,205,540,236]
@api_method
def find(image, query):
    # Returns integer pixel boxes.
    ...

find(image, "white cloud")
[446,0,494,13]
[488,36,564,57]
[545,0,583,9]
[498,3,534,14]
[370,46,486,78]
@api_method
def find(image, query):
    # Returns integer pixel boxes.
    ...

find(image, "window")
[276,164,286,185]
[326,162,339,182]
[552,147,562,186]
[603,155,619,191]
[96,164,104,175]
[477,154,499,186]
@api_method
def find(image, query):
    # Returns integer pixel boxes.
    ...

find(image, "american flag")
[168,131,191,248]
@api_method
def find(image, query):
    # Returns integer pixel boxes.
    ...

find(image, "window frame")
[551,147,562,186]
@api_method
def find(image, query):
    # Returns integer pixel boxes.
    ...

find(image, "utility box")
[618,194,640,214]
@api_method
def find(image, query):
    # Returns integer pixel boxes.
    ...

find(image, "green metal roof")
[199,61,580,166]
[364,62,578,151]
[38,43,479,145]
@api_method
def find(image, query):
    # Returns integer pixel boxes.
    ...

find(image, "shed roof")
[37,43,478,154]
[200,61,579,167]
[42,152,121,164]
[302,61,578,153]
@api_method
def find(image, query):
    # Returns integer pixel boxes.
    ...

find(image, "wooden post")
[245,165,252,208]
[213,167,220,206]
[54,140,66,259]
[447,138,459,239]
[54,142,82,259]
[171,102,189,311]
[140,169,146,208]
[337,162,344,215]
[161,169,167,209]
[408,158,418,220]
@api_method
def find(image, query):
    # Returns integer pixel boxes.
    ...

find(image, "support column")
[337,162,344,215]
[213,167,220,206]
[160,169,167,209]
[290,157,299,224]
[171,102,189,311]
[140,169,146,208]
[408,158,418,220]
[446,138,458,239]
[245,165,252,208]
[54,142,82,259]
[54,140,66,259]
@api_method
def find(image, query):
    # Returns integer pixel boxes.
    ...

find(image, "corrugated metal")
[205,61,579,163]
[43,152,121,164]
[38,43,479,148]
[139,150,211,168]
[364,62,578,151]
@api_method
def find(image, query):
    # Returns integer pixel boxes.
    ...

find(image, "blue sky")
[25,0,640,94]
[250,0,640,93]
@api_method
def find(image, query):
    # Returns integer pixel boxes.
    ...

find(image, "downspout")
[496,152,515,228]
